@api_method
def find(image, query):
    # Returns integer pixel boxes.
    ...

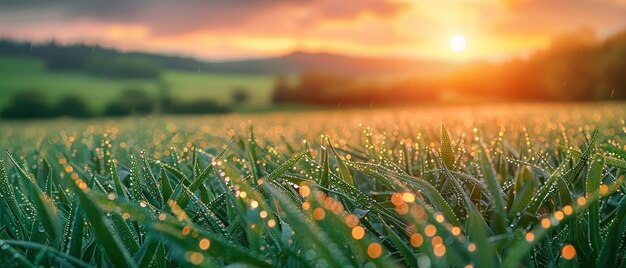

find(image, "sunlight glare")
[449,35,467,52]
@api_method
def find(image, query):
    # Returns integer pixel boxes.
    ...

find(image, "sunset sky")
[1,0,626,61]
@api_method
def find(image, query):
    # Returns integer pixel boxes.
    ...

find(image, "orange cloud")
[0,0,625,61]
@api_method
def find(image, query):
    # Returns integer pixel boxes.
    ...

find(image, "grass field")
[0,103,625,267]
[0,56,274,111]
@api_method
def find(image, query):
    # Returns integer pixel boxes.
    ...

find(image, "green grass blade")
[350,162,462,227]
[152,221,271,267]
[267,150,309,181]
[440,124,456,170]
[129,154,146,202]
[159,168,173,202]
[478,142,508,234]
[0,239,38,268]
[320,145,330,187]
[31,190,59,244]
[599,144,626,160]
[1,240,92,268]
[61,198,84,258]
[172,146,227,208]
[586,155,604,258]
[110,213,140,255]
[6,152,60,244]
[4,150,43,194]
[0,158,25,239]
[469,211,496,268]
[134,236,160,268]
[326,138,355,185]
[507,178,536,220]
[141,153,163,208]
[264,182,353,267]
[598,193,626,267]
[110,159,128,200]
[69,176,137,268]
[382,221,418,268]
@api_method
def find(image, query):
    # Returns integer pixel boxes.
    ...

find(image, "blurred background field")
[0,27,625,119]
[3,102,624,150]
[0,54,274,114]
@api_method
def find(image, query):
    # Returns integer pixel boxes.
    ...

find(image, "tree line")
[0,40,189,79]
[273,28,626,105]
[0,88,245,119]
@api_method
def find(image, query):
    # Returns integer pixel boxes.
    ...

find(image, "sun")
[449,35,467,52]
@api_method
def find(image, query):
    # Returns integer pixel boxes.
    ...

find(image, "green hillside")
[0,56,274,112]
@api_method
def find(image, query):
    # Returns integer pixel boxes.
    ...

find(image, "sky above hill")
[1,0,626,61]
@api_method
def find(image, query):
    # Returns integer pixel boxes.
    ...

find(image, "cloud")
[1,0,626,60]
[491,0,626,36]
[0,0,408,36]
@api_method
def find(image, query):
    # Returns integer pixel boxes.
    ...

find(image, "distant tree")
[170,100,230,114]
[231,87,250,105]
[1,91,53,119]
[156,81,174,114]
[44,44,92,71]
[54,95,93,118]
[85,55,163,79]
[538,38,598,101]
[595,31,626,100]
[271,75,292,103]
[104,88,154,116]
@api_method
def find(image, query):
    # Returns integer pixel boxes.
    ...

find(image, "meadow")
[0,56,274,112]
[0,102,625,267]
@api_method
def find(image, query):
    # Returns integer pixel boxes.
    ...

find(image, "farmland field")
[0,56,274,111]
[1,102,626,267]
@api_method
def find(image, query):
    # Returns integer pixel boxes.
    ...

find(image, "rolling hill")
[0,39,451,77]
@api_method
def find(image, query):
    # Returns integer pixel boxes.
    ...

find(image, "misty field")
[1,103,625,267]
[0,56,274,112]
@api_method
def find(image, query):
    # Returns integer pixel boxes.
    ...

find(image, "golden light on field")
[313,207,326,220]
[352,226,365,240]
[367,243,383,259]
[402,192,415,203]
[563,205,573,215]
[410,233,424,247]
[449,35,467,52]
[198,239,210,250]
[599,184,609,196]
[451,226,461,236]
[433,244,446,257]
[554,211,564,221]
[1,103,625,267]
[298,184,311,197]
[345,214,360,228]
[525,232,534,242]
[561,244,576,260]
[431,236,443,246]
[424,224,437,237]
